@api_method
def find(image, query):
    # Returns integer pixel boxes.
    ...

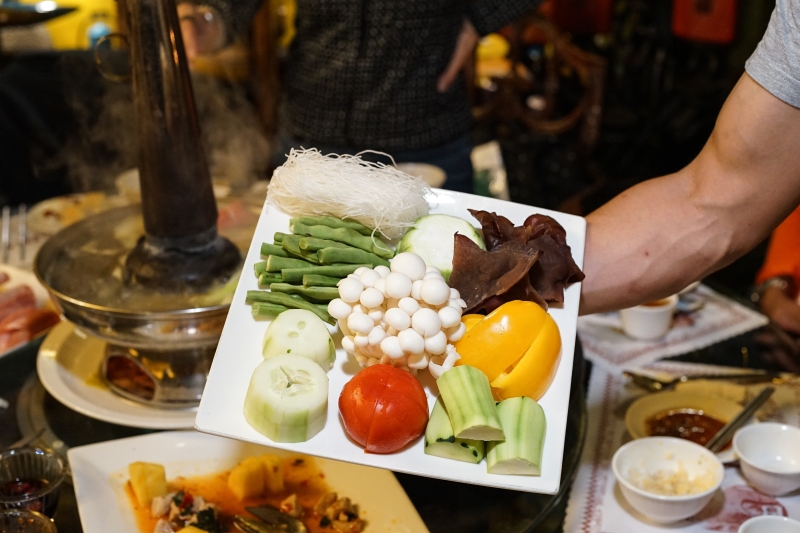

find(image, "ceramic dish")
[68,430,429,533]
[196,189,586,495]
[36,321,196,429]
[27,193,129,236]
[625,390,748,461]
[0,264,58,360]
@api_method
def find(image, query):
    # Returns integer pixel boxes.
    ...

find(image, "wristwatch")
[751,275,795,303]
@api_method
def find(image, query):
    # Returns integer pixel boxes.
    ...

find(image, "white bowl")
[612,437,724,524]
[733,423,800,496]
[739,515,800,533]
[619,294,679,340]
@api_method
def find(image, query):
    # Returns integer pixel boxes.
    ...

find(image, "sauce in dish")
[646,409,727,448]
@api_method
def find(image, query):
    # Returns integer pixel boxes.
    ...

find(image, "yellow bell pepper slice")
[491,313,561,401]
[455,301,548,382]
[461,314,485,332]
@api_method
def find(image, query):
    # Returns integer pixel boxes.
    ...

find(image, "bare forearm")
[580,74,800,315]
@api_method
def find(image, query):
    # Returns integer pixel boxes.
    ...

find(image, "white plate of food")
[196,186,585,495]
[68,430,428,533]
[0,264,61,359]
[37,321,197,429]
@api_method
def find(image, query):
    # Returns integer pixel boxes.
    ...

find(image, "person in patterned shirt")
[179,0,542,192]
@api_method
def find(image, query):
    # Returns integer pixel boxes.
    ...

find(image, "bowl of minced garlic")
[612,437,724,524]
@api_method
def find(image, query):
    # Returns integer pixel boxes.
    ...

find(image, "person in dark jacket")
[179,0,541,192]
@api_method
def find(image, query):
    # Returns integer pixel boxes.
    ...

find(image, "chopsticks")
[705,387,775,453]
[1,204,27,264]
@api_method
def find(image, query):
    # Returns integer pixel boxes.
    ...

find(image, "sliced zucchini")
[424,396,485,463]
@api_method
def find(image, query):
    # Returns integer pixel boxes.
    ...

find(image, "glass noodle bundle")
[267,149,431,240]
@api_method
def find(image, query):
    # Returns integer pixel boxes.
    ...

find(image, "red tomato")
[339,365,429,453]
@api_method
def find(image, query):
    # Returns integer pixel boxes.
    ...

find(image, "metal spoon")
[623,370,783,393]
[705,387,775,453]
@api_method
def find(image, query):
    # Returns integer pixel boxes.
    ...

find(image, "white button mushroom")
[338,278,364,303]
[398,328,425,354]
[426,265,442,274]
[359,269,382,289]
[367,307,384,322]
[342,335,356,353]
[384,272,412,299]
[380,335,404,359]
[411,279,424,300]
[411,308,442,338]
[373,277,387,295]
[424,330,447,355]
[360,287,384,309]
[354,266,369,276]
[355,354,367,365]
[420,278,451,306]
[351,303,366,315]
[438,305,462,328]
[366,357,380,366]
[423,271,444,281]
[368,325,386,345]
[374,265,391,278]
[347,313,374,335]
[449,288,461,299]
[390,252,427,281]
[384,307,411,331]
[445,322,467,342]
[354,333,369,348]
[397,297,420,316]
[407,352,429,370]
[327,298,352,320]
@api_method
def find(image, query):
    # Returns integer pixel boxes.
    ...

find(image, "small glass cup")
[0,447,66,518]
[0,509,57,533]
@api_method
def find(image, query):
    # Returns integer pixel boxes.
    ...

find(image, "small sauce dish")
[620,294,679,340]
[738,515,800,533]
[612,436,724,524]
[733,423,800,496]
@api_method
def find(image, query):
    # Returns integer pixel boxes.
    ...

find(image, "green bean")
[290,222,393,259]
[255,261,267,277]
[317,247,390,267]
[273,232,288,243]
[302,274,341,288]
[269,283,339,302]
[290,216,373,236]
[245,290,334,324]
[261,243,288,258]
[298,237,352,252]
[281,235,321,264]
[266,255,313,272]
[252,302,289,317]
[281,264,370,284]
[258,272,282,286]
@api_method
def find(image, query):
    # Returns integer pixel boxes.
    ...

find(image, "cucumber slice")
[487,397,546,476]
[396,214,485,281]
[244,354,329,442]
[262,309,335,370]
[437,365,504,441]
[424,396,485,463]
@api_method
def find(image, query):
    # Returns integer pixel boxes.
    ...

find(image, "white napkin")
[577,285,768,373]
[563,365,800,533]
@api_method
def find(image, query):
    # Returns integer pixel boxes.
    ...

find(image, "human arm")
[580,73,800,315]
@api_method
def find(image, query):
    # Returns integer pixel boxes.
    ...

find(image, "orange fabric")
[756,206,800,294]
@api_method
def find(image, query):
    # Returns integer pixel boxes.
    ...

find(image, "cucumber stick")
[424,396,485,463]
[262,309,335,370]
[244,354,328,443]
[437,365,504,441]
[487,397,546,476]
[396,214,485,281]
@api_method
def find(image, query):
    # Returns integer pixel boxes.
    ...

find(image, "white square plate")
[68,430,428,533]
[196,189,586,494]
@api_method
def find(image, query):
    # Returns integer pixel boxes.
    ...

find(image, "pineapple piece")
[260,454,285,494]
[228,456,265,500]
[128,462,168,507]
[176,527,207,533]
